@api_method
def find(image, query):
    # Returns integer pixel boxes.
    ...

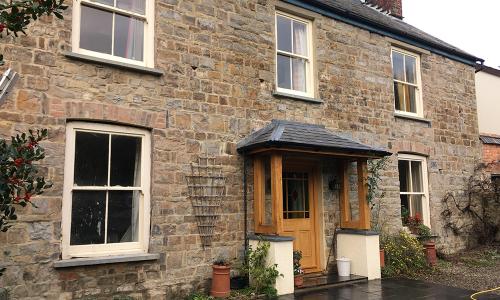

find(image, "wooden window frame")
[340,159,370,230]
[398,153,430,227]
[61,122,151,259]
[391,47,423,118]
[71,0,155,67]
[275,11,315,98]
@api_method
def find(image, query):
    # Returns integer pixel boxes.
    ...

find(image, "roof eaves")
[283,0,483,66]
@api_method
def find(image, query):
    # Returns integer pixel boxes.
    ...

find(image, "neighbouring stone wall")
[0,0,480,298]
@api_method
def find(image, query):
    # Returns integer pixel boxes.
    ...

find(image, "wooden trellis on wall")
[185,156,227,248]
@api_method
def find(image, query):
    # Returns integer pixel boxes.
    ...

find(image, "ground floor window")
[398,153,430,227]
[62,122,151,258]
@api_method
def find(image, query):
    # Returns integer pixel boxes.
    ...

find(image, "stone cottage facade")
[0,0,483,298]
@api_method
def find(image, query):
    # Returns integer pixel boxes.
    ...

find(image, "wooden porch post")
[271,153,283,234]
[358,159,370,230]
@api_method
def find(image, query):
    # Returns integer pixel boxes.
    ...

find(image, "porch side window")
[72,0,155,67]
[391,48,422,116]
[253,155,278,233]
[275,11,314,97]
[62,122,151,258]
[398,154,430,227]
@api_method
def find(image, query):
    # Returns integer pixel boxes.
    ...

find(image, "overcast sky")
[403,0,500,68]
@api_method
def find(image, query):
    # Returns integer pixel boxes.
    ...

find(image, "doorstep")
[295,272,368,295]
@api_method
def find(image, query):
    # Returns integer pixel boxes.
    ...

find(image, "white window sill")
[63,51,164,77]
[53,253,160,268]
[394,113,431,126]
[272,91,323,104]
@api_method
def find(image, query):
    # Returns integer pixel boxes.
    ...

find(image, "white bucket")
[336,257,351,277]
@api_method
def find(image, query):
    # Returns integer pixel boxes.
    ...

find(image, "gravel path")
[408,244,500,295]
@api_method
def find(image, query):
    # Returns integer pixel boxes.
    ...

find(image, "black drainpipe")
[243,154,249,252]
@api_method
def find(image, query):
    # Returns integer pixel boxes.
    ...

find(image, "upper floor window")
[275,12,314,97]
[72,0,154,67]
[391,48,422,117]
[62,122,151,258]
[398,154,430,227]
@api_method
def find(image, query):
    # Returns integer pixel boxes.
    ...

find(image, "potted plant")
[416,224,437,267]
[211,257,231,298]
[379,247,385,268]
[293,250,304,288]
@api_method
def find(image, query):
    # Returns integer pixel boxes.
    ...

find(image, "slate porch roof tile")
[237,119,391,157]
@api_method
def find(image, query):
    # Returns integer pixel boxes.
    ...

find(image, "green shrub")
[240,241,282,299]
[381,231,427,277]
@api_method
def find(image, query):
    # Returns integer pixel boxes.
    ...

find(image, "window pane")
[110,135,142,187]
[406,85,417,113]
[292,21,307,56]
[107,191,139,243]
[292,57,307,92]
[114,14,144,61]
[401,194,410,224]
[277,54,291,89]
[74,131,109,186]
[410,194,423,217]
[70,191,106,245]
[411,161,423,192]
[392,51,405,81]
[116,0,145,14]
[398,160,410,192]
[394,82,405,111]
[277,15,292,52]
[80,5,112,55]
[405,55,416,84]
[91,0,113,6]
[263,156,273,226]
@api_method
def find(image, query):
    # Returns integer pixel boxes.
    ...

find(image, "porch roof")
[236,120,391,158]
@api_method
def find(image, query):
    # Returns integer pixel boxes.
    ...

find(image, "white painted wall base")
[336,231,381,280]
[249,237,294,296]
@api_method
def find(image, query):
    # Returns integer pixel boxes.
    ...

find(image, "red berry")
[24,194,31,201]
[14,158,23,166]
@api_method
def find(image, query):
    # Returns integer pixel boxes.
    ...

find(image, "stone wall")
[0,0,480,298]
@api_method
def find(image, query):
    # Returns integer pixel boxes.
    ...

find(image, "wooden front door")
[281,165,319,273]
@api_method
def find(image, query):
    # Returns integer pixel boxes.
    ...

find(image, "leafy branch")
[0,0,67,64]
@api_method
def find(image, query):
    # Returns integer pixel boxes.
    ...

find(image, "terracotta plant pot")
[423,241,437,266]
[294,274,304,288]
[379,249,385,268]
[210,265,231,298]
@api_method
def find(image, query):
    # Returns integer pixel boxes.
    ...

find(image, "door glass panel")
[70,191,106,245]
[110,135,141,186]
[74,131,109,186]
[262,156,273,226]
[347,161,359,221]
[107,191,139,243]
[283,171,309,219]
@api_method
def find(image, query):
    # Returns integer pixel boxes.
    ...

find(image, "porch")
[238,120,391,295]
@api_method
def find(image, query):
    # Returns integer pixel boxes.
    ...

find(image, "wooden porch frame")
[340,159,370,230]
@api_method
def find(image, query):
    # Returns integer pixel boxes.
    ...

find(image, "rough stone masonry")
[0,0,480,298]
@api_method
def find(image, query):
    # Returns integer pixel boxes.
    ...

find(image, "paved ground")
[280,278,499,299]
